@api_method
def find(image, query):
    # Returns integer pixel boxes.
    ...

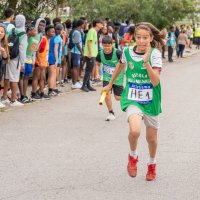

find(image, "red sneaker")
[146,164,156,181]
[127,154,138,177]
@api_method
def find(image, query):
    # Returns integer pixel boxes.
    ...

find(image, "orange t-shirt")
[120,33,133,46]
[35,36,49,67]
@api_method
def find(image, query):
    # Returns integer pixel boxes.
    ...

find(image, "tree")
[0,0,65,20]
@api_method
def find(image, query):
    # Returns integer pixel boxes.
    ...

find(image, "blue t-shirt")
[70,30,82,54]
[48,35,63,64]
[168,32,175,47]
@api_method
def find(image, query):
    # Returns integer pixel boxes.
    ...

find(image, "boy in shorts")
[96,35,124,121]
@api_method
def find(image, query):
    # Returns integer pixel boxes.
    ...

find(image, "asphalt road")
[0,52,200,200]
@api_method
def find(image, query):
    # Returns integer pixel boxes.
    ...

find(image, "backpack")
[8,28,26,59]
[68,29,75,50]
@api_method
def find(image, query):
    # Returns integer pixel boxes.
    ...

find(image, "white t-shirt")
[121,46,162,70]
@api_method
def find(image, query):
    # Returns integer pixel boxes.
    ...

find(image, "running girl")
[102,22,163,181]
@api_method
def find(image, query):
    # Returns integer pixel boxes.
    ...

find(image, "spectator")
[0,23,9,108]
[2,14,27,106]
[177,29,188,58]
[81,19,103,92]
[2,8,15,35]
[167,26,176,62]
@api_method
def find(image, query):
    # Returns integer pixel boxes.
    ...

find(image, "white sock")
[130,150,138,159]
[149,157,156,164]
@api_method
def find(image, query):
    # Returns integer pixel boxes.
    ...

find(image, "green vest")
[120,47,162,116]
[195,27,200,37]
[100,48,124,86]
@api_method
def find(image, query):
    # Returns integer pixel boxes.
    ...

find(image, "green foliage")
[69,0,197,28]
[0,0,65,20]
[0,0,198,28]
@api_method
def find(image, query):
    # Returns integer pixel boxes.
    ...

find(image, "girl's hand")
[143,44,151,63]
[0,47,5,53]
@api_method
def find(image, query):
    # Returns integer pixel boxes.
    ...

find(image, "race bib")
[128,83,153,104]
[103,65,115,76]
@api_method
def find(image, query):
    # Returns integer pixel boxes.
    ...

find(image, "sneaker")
[21,96,29,103]
[10,100,24,107]
[87,85,96,91]
[1,98,10,105]
[64,78,69,83]
[48,91,58,97]
[80,86,89,92]
[60,80,65,87]
[146,164,156,181]
[127,154,138,177]
[105,113,116,121]
[31,93,42,100]
[41,93,50,100]
[54,89,62,94]
[71,82,82,89]
[77,81,82,87]
[0,102,6,108]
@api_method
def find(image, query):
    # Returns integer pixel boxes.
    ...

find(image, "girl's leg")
[127,114,142,177]
[146,126,158,181]
[181,45,185,57]
[2,79,9,100]
[146,127,158,160]
[128,115,142,152]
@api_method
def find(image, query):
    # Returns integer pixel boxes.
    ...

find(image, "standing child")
[0,23,9,108]
[19,23,38,103]
[96,35,124,121]
[102,22,163,181]
[48,23,63,96]
[168,26,176,62]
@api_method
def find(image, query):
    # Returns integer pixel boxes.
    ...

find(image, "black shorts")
[103,81,123,97]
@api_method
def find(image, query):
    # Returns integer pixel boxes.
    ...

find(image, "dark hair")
[65,19,72,29]
[170,26,174,31]
[135,22,164,48]
[4,8,15,18]
[45,25,54,34]
[93,19,103,27]
[44,17,51,26]
[102,35,113,44]
[125,20,130,25]
[77,19,84,27]
[72,20,78,29]
[127,26,135,35]
[53,17,61,26]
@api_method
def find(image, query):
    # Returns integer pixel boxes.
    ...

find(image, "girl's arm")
[143,62,160,86]
[143,45,161,86]
[0,47,8,59]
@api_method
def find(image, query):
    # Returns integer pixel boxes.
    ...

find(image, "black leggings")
[177,44,185,57]
[82,57,95,87]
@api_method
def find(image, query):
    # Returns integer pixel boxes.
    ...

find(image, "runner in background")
[96,35,124,121]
